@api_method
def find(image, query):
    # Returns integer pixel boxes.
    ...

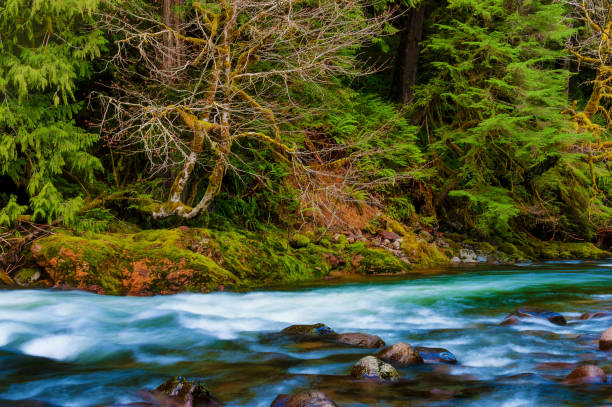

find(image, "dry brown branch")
[98,0,401,224]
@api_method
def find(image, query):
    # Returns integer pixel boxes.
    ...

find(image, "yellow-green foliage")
[385,218,449,267]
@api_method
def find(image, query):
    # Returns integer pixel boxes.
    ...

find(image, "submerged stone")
[499,316,520,326]
[350,355,400,382]
[505,307,567,326]
[579,312,609,320]
[376,342,423,366]
[270,391,337,407]
[564,365,607,385]
[336,333,385,348]
[281,323,338,339]
[414,347,457,365]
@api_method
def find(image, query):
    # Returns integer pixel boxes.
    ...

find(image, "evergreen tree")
[0,0,106,225]
[412,0,609,239]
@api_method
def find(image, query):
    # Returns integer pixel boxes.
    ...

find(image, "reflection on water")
[0,261,611,406]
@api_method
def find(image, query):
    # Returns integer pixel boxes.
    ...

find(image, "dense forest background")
[1,0,611,272]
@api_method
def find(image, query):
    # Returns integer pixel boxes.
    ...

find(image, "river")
[1,261,611,406]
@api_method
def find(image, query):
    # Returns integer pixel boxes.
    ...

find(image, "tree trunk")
[391,6,425,104]
[162,0,184,70]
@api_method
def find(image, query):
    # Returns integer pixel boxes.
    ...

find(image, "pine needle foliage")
[0,0,106,226]
[413,0,609,239]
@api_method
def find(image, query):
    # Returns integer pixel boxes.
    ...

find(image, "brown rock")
[270,391,337,407]
[281,323,338,339]
[378,230,401,241]
[376,342,424,366]
[579,312,608,320]
[336,333,385,348]
[500,316,520,326]
[599,326,612,351]
[564,365,607,385]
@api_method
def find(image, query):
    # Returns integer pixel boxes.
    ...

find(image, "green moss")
[289,233,310,248]
[346,242,410,274]
[14,268,39,285]
[29,225,418,294]
[318,237,332,248]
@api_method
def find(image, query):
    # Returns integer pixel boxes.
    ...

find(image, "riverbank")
[2,219,609,295]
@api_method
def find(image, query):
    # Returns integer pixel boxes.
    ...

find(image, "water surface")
[1,262,611,406]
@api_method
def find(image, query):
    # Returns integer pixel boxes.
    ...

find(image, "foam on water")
[20,334,94,360]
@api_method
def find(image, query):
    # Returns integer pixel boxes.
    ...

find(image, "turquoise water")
[0,261,611,406]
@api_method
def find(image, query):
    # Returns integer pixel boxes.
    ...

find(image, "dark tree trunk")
[162,0,184,70]
[391,6,425,104]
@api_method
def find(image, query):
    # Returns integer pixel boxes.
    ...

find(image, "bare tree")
[100,0,392,220]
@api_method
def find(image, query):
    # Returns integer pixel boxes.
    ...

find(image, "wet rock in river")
[152,376,221,407]
[599,326,612,351]
[414,347,457,365]
[504,307,567,326]
[351,355,400,382]
[563,365,607,385]
[579,312,609,320]
[499,316,520,326]
[336,332,385,348]
[281,323,338,340]
[376,342,423,366]
[270,391,337,407]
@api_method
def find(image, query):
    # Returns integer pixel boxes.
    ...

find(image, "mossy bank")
[5,222,609,296]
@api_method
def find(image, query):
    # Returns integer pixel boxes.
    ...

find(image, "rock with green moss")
[27,225,417,295]
[350,356,399,382]
[14,268,40,286]
[289,234,310,249]
[153,376,220,407]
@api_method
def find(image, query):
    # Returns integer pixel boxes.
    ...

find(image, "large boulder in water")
[503,307,567,326]
[376,342,423,366]
[336,333,385,348]
[563,365,607,385]
[148,376,221,407]
[350,355,400,382]
[599,326,612,351]
[280,323,338,340]
[414,347,457,365]
[270,391,337,407]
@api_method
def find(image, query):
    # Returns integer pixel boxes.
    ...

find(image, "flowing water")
[1,261,611,406]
